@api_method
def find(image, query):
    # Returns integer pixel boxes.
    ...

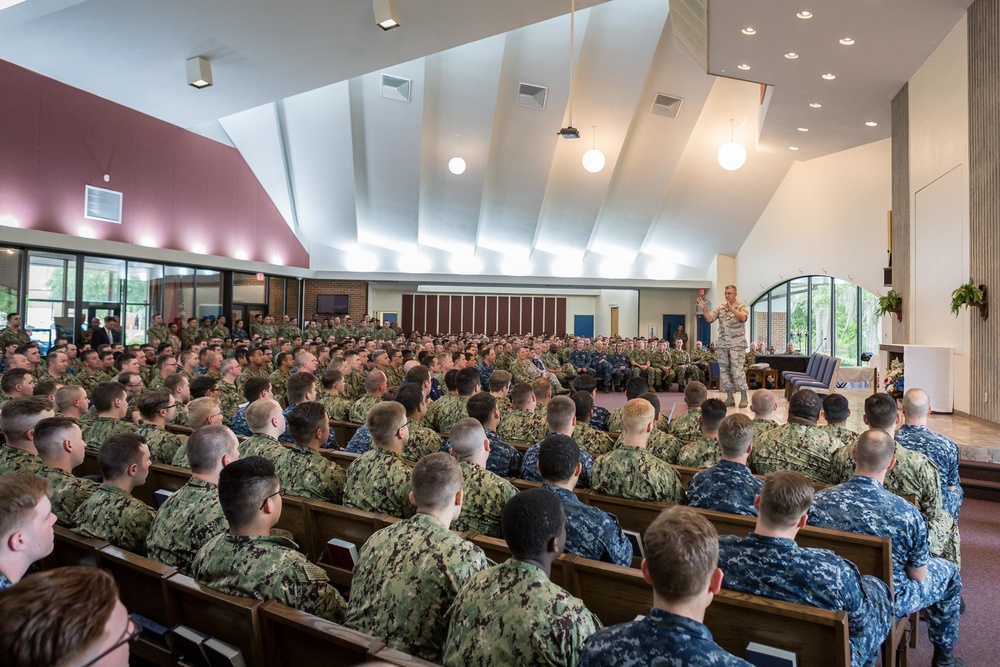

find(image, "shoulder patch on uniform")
[302,562,328,582]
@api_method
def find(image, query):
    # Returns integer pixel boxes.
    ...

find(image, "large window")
[0,247,22,320]
[26,251,77,349]
[750,276,881,367]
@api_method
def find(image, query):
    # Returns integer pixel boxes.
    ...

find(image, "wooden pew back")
[48,525,107,568]
[258,600,383,667]
[304,500,390,586]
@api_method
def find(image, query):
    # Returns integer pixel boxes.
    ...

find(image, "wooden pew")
[510,478,590,503]
[585,492,672,534]
[304,500,392,587]
[147,462,192,494]
[329,419,361,448]
[258,600,384,667]
[374,646,445,666]
[47,525,107,568]
[164,574,265,667]
[166,423,194,437]
[320,449,361,469]
[275,494,313,559]
[79,449,102,478]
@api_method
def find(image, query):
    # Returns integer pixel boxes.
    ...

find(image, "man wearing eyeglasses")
[134,388,184,464]
[169,397,225,468]
[192,456,347,623]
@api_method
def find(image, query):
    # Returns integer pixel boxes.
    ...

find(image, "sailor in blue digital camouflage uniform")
[580,506,753,666]
[520,396,593,488]
[897,388,963,520]
[538,434,632,567]
[717,470,893,667]
[569,339,612,392]
[808,429,965,667]
[686,413,762,516]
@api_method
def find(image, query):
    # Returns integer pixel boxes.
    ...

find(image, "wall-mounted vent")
[84,185,123,224]
[516,83,548,109]
[381,74,411,102]
[650,93,684,118]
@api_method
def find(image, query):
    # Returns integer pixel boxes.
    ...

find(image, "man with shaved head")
[897,388,963,520]
[448,418,516,537]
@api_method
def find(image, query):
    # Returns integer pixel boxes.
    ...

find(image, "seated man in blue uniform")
[808,429,965,667]
[717,470,893,667]
[686,413,762,516]
[579,505,752,666]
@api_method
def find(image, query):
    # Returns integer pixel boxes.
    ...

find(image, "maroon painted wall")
[0,59,308,268]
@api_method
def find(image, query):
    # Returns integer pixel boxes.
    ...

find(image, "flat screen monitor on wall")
[317,294,350,314]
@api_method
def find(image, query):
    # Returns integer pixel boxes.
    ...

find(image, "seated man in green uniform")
[343,401,415,519]
[448,418,517,537]
[274,401,346,504]
[191,456,347,623]
[0,396,53,475]
[32,416,97,526]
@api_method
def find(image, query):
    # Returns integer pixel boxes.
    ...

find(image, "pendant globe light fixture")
[582,125,605,173]
[448,134,467,175]
[717,118,747,171]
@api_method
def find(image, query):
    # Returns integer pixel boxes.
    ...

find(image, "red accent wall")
[0,59,308,268]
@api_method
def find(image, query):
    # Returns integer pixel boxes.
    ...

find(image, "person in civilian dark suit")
[89,316,122,347]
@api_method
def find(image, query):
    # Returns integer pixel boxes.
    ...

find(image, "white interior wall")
[638,288,699,339]
[596,289,639,338]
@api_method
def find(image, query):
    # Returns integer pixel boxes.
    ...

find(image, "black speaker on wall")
[883,268,892,287]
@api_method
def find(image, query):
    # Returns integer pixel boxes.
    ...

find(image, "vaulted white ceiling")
[0,0,972,285]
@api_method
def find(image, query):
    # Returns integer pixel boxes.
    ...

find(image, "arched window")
[749,276,882,367]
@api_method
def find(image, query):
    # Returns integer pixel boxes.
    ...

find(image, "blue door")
[662,314,686,347]
[696,315,711,347]
[573,315,594,338]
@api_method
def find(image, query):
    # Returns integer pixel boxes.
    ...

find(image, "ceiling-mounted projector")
[558,126,581,139]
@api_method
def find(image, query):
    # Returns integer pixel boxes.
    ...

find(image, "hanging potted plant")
[950,279,988,320]
[878,289,903,322]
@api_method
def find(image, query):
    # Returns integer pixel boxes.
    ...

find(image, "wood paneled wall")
[968,0,1000,422]
[891,83,911,344]
[401,294,567,336]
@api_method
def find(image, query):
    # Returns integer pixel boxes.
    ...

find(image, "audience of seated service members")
[497,381,548,445]
[807,429,966,667]
[0,474,56,590]
[72,433,156,555]
[192,456,347,623]
[750,388,843,481]
[170,396,224,467]
[668,381,708,442]
[274,401,346,504]
[686,413,761,517]
[591,398,684,503]
[146,424,239,575]
[579,506,753,666]
[749,389,780,443]
[447,417,517,537]
[538,433,633,567]
[717,470,893,667]
[676,398,728,468]
[897,388,964,520]
[0,396,56,475]
[442,487,601,666]
[521,395,594,488]
[343,401,415,519]
[32,416,97,526]
[346,453,490,662]
[0,567,134,667]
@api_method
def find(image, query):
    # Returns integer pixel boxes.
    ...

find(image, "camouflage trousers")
[719,348,748,392]
[928,509,961,570]
[896,557,962,649]
[585,362,614,389]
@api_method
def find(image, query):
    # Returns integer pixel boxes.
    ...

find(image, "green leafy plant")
[950,279,987,318]
[877,289,902,316]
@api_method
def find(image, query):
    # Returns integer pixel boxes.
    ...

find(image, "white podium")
[879,344,954,413]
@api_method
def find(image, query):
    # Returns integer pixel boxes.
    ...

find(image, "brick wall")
[303,279,368,322]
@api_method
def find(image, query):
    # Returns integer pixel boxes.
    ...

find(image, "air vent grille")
[516,83,548,109]
[84,185,123,224]
[650,93,684,118]
[381,74,411,102]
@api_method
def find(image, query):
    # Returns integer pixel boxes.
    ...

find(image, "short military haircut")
[91,382,127,412]
[718,413,754,457]
[509,382,535,409]
[902,389,930,418]
[639,392,661,418]
[621,397,655,434]
[572,374,597,393]
[164,373,188,394]
[822,393,850,424]
[187,424,239,474]
[404,364,430,387]
[545,395,575,432]
[286,372,316,405]
[187,397,219,429]
[788,388,823,422]
[137,387,173,419]
[113,351,138,372]
[759,470,814,530]
[0,473,51,540]
[449,418,487,460]
[854,428,897,472]
[0,566,120,667]
[54,384,86,414]
[489,370,512,393]
[537,434,580,483]
[218,456,278,529]
[1,396,55,439]
[411,452,462,510]
[98,432,147,480]
[287,401,328,445]
[501,487,565,561]
[443,368,460,392]
[189,375,218,399]
[393,383,424,417]
[365,370,387,394]
[466,392,497,425]
[455,367,481,397]
[0,369,31,394]
[32,416,80,459]
[242,377,272,403]
[684,381,708,407]
[625,376,648,400]
[531,378,550,402]
[32,380,58,400]
[751,389,776,415]
[367,401,406,447]
[864,392,898,430]
[700,398,728,431]
[274,352,291,368]
[320,369,344,391]
[246,398,282,432]
[571,390,594,422]
[644,506,720,602]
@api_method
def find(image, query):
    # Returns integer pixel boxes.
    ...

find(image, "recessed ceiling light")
[839,37,855,45]
[797,127,809,132]
[785,52,799,59]
[822,73,836,80]
[865,121,878,127]
[809,102,822,108]
[737,64,751,70]
[796,11,813,19]
[789,146,800,151]
[742,27,757,35]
